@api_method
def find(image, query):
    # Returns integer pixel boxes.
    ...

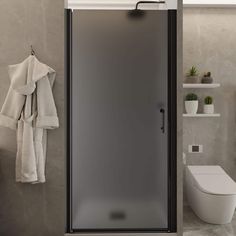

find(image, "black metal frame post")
[65,8,73,234]
[167,9,177,233]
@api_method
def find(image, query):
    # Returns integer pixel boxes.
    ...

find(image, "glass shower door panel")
[72,10,168,230]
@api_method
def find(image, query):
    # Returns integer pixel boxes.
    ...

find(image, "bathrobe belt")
[21,113,37,124]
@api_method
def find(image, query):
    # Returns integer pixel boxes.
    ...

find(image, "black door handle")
[160,108,165,134]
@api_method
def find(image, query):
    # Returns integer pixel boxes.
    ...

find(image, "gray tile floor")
[183,205,236,236]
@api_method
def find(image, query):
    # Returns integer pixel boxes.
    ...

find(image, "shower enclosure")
[65,0,177,234]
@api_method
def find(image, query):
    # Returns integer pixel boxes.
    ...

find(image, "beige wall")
[0,0,64,235]
[183,8,236,189]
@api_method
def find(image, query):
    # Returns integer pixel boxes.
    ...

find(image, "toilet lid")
[188,165,225,175]
[193,174,236,195]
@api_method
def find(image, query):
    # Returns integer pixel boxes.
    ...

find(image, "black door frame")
[65,8,177,234]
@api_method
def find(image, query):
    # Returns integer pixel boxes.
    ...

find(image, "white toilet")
[186,165,236,224]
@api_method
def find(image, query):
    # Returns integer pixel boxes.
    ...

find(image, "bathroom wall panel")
[0,0,64,236]
[183,7,236,202]
[0,0,184,235]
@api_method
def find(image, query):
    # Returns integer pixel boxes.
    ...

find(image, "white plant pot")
[185,101,198,114]
[204,104,214,114]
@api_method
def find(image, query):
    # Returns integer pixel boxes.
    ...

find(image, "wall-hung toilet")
[186,165,236,224]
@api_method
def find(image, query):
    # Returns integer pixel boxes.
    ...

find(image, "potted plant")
[204,96,214,114]
[202,72,213,84]
[186,66,199,83]
[185,93,198,114]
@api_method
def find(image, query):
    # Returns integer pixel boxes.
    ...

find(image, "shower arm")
[135,1,166,10]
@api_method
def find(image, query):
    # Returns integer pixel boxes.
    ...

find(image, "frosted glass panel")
[72,10,168,230]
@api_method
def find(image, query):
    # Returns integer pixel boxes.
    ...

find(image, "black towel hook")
[30,45,35,56]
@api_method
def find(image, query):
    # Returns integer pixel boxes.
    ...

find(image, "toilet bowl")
[186,165,236,224]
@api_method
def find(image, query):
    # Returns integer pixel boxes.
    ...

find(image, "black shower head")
[128,9,146,19]
[128,1,165,19]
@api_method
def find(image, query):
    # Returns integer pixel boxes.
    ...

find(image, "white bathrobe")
[0,55,59,183]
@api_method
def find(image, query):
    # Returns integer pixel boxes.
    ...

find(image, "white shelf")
[183,113,221,117]
[183,0,236,7]
[183,83,220,88]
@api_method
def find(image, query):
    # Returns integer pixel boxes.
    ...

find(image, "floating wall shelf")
[183,113,221,117]
[183,83,220,89]
[183,0,236,7]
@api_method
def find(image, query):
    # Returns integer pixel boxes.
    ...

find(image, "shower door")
[66,6,176,234]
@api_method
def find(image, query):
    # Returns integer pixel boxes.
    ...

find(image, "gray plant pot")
[204,104,214,114]
[185,76,199,84]
[202,76,213,84]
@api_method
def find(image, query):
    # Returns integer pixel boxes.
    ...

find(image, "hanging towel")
[0,55,59,183]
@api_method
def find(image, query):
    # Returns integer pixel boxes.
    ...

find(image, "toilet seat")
[188,165,236,195]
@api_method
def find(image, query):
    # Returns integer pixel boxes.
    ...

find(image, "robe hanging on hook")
[128,1,166,19]
[30,45,35,56]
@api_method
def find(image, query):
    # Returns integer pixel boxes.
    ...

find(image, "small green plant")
[187,66,198,77]
[205,96,213,105]
[186,93,198,101]
[204,72,211,77]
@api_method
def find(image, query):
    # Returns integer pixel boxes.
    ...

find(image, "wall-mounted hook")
[30,45,35,56]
